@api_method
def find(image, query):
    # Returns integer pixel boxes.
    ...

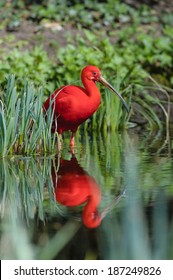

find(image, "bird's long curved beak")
[98,75,129,113]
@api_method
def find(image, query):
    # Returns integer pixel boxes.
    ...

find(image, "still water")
[0,129,173,259]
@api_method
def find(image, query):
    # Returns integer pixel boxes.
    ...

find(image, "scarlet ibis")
[52,154,126,228]
[43,65,129,146]
[52,155,102,228]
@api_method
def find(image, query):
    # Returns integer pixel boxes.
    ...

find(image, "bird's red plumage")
[43,65,128,146]
[43,66,102,134]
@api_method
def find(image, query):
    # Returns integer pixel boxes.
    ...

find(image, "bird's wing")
[43,86,67,114]
[43,85,85,118]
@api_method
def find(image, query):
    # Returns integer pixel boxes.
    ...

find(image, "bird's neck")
[82,196,101,228]
[82,78,101,99]
[81,77,101,115]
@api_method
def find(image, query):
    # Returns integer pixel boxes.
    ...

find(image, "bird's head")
[81,65,129,113]
[81,65,102,82]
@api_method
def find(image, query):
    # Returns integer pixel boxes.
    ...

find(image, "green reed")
[81,74,131,133]
[79,73,169,134]
[0,75,58,157]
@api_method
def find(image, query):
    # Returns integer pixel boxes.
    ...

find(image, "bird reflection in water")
[52,153,125,228]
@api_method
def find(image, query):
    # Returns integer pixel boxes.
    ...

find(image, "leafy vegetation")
[0,0,173,87]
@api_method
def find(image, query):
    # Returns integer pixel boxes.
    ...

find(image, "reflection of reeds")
[96,136,173,259]
[0,156,82,259]
[0,158,52,221]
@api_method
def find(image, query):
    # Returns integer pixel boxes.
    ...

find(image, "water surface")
[0,129,173,259]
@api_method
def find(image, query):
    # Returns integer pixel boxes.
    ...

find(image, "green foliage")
[1,0,161,28]
[1,0,172,30]
[0,46,55,92]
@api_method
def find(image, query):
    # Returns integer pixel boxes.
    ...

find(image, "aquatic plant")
[0,75,58,157]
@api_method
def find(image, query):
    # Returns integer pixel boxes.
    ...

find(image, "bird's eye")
[93,72,97,76]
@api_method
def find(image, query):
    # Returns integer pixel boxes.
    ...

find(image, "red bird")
[52,154,126,228]
[52,155,102,228]
[43,65,129,147]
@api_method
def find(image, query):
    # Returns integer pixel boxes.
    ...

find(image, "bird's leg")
[57,133,62,151]
[70,132,75,148]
